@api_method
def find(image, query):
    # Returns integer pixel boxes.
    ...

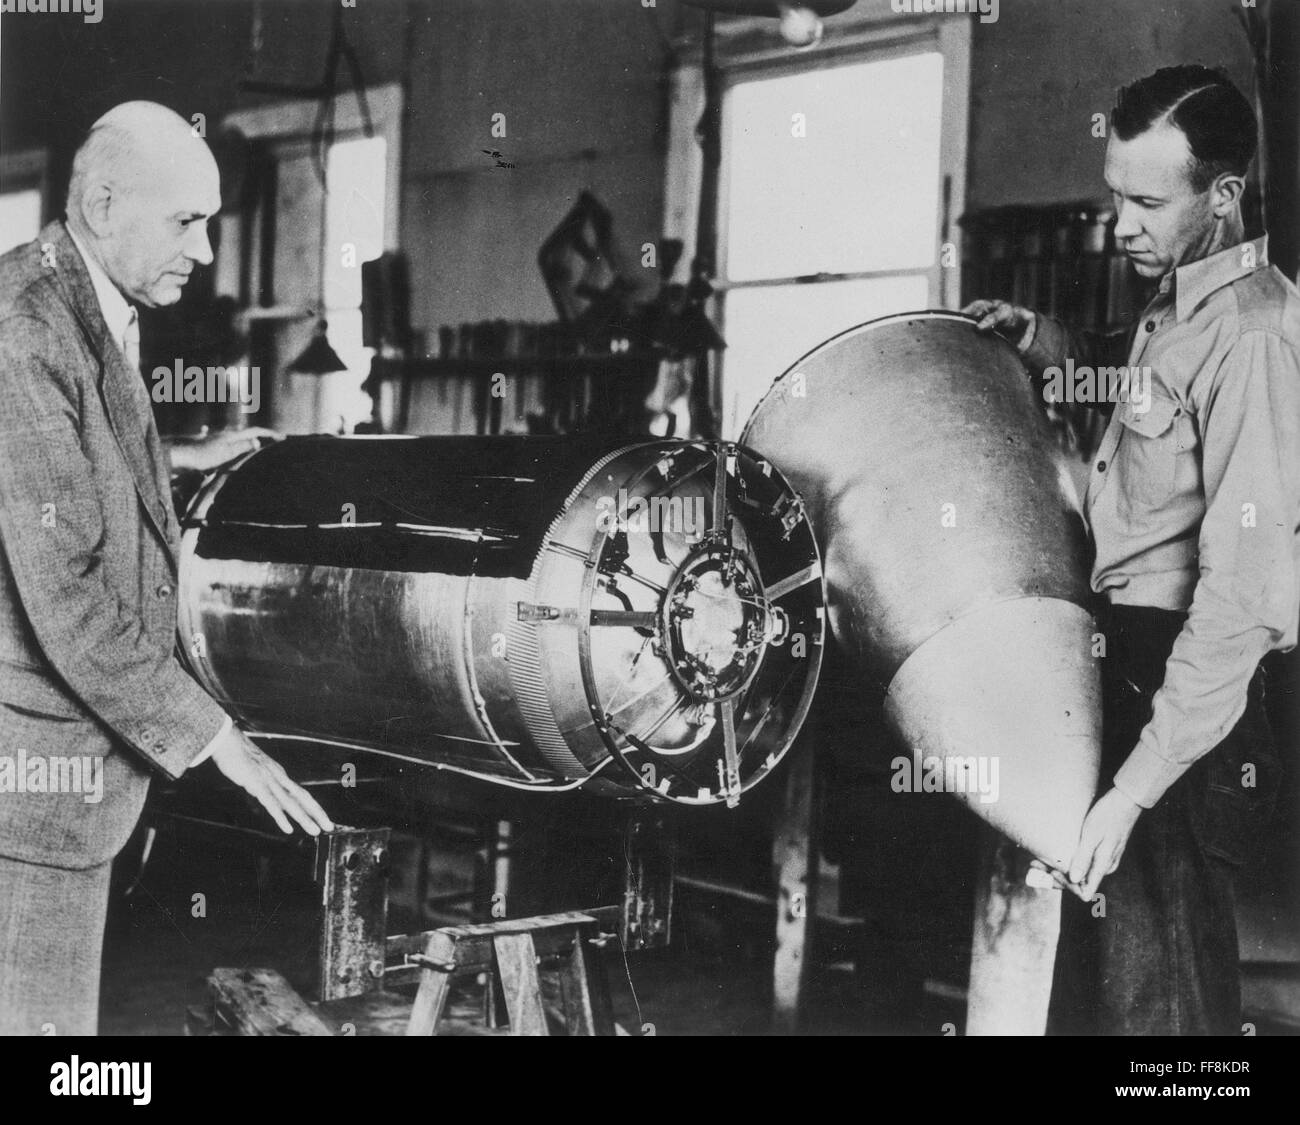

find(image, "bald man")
[0,101,333,1035]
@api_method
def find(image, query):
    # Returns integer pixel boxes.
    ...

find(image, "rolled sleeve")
[1021,314,1071,375]
[1020,314,1134,393]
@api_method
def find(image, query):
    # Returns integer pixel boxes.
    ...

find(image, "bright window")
[721,275,930,428]
[0,188,41,255]
[317,134,388,433]
[723,53,944,282]
[717,47,956,436]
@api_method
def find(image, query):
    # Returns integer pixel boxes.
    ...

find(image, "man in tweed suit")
[0,101,333,1034]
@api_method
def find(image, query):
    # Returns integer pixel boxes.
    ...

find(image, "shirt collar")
[66,225,135,352]
[1172,235,1269,323]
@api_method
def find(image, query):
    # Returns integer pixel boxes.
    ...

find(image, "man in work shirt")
[966,64,1300,1035]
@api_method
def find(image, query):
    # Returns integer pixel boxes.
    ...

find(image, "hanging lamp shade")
[289,320,348,376]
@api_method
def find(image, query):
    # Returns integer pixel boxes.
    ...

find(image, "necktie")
[123,306,141,377]
[110,306,171,541]
[120,307,155,436]
[119,307,168,513]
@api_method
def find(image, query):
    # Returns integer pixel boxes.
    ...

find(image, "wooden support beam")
[494,933,549,1036]
[965,831,1062,1036]
[404,911,615,1036]
[772,725,818,1032]
[209,968,334,1037]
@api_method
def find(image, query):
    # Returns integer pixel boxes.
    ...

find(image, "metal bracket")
[517,602,563,623]
[775,493,806,539]
[315,826,391,1002]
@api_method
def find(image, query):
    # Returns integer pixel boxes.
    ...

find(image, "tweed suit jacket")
[0,220,228,869]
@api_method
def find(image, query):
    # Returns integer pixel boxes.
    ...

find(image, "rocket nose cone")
[882,598,1102,871]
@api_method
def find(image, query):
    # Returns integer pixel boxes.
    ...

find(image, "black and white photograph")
[0,0,1297,1083]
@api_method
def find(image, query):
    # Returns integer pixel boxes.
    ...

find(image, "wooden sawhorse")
[406,910,615,1036]
[207,909,618,1036]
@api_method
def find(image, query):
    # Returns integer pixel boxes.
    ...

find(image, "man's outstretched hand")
[167,427,281,474]
[208,725,334,836]
[1067,786,1143,900]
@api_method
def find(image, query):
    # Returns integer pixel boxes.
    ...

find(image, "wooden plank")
[772,728,818,1032]
[405,930,458,1036]
[494,933,549,1036]
[440,910,597,940]
[392,912,601,978]
[399,912,619,1036]
[555,942,594,1035]
[554,926,615,1036]
[965,831,1062,1036]
[209,968,333,1037]
[385,905,619,964]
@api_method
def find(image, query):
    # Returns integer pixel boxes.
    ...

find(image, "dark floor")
[98,826,966,1036]
[100,861,1300,1037]
[98,786,1300,1037]
[102,893,975,1036]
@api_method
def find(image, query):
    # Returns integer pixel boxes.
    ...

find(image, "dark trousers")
[1049,604,1279,1036]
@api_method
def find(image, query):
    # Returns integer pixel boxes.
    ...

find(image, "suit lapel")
[98,325,177,557]
[44,222,176,565]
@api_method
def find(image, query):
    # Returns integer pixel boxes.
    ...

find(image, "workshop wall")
[0,0,1261,338]
[0,0,672,338]
[402,0,672,331]
[967,0,1256,210]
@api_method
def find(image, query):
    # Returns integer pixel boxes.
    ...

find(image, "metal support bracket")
[315,826,391,1002]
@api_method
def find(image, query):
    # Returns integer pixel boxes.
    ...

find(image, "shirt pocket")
[1115,391,1185,510]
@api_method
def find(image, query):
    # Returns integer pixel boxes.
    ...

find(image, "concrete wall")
[967,0,1256,210]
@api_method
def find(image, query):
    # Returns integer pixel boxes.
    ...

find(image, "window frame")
[220,83,403,255]
[0,147,51,247]
[662,14,971,435]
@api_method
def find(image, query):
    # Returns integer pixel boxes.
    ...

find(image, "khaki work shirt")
[1023,236,1300,808]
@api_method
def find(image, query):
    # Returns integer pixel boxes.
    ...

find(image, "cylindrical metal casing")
[178,435,824,805]
[743,312,1101,868]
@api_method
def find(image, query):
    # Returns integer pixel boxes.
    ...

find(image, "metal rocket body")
[743,311,1102,869]
[176,435,825,808]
